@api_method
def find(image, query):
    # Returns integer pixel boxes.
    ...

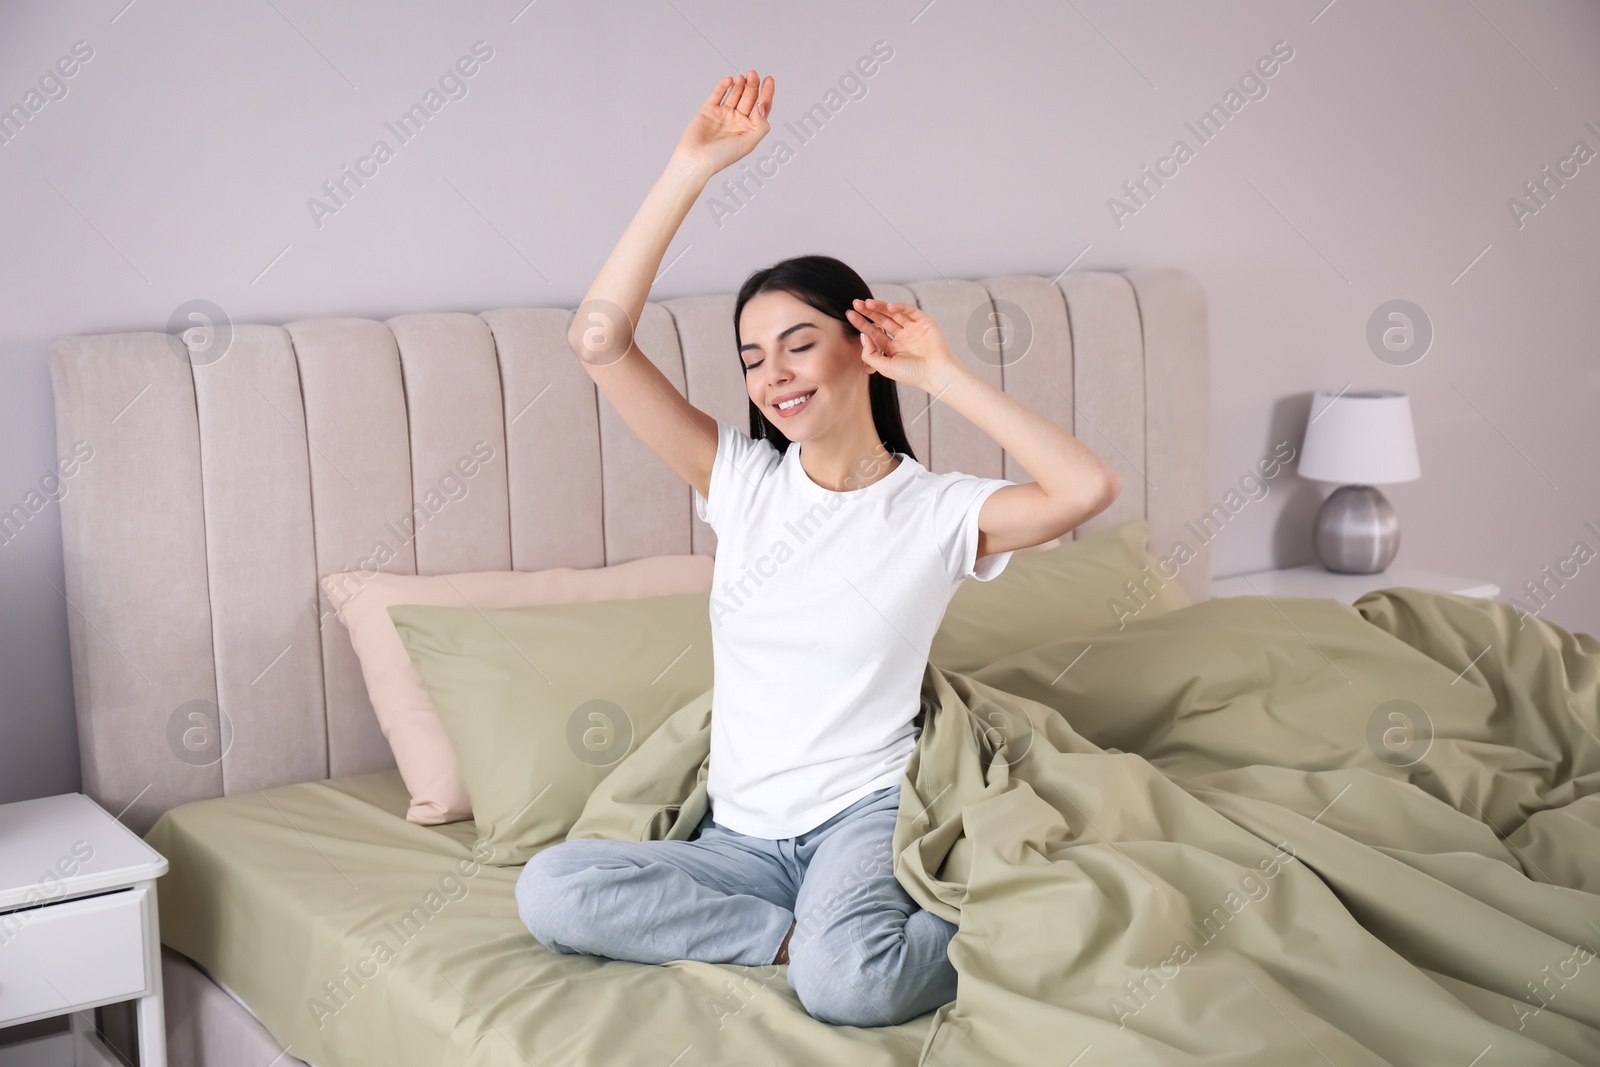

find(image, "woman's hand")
[672,69,775,179]
[847,299,967,396]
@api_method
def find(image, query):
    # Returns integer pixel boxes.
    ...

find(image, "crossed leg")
[515,816,797,968]
[784,791,960,1027]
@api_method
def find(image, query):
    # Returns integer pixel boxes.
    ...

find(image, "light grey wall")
[3,0,1596,804]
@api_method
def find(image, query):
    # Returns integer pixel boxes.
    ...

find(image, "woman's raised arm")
[566,70,777,500]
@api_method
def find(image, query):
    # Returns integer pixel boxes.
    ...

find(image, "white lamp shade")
[1298,389,1420,484]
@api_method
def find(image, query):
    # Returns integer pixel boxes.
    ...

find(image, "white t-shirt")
[691,419,1017,839]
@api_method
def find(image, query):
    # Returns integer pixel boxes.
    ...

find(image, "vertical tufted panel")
[285,317,412,778]
[600,301,693,564]
[1126,267,1211,602]
[901,280,1006,479]
[663,293,743,560]
[976,275,1076,489]
[386,313,512,575]
[189,325,327,795]
[481,308,605,573]
[1060,273,1148,538]
[48,334,221,834]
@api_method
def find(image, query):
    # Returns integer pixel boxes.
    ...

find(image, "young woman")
[515,68,1122,1029]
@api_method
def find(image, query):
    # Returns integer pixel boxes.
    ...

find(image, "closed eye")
[743,342,813,372]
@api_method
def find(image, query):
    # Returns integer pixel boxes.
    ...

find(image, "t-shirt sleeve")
[937,472,1017,584]
[692,419,776,532]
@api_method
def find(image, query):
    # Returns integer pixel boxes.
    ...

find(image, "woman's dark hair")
[732,254,916,463]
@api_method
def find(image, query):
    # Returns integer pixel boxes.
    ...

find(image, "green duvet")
[146,589,1600,1066]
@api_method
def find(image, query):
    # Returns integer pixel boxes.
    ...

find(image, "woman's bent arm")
[567,71,776,500]
[847,298,1122,555]
[567,157,718,497]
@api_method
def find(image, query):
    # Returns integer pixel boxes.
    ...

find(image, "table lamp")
[1297,389,1421,574]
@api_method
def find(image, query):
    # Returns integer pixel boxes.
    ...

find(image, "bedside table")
[1210,563,1501,604]
[0,793,168,1067]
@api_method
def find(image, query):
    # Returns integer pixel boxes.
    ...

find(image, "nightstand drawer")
[0,886,152,1027]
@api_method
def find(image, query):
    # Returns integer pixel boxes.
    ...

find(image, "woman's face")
[738,289,873,441]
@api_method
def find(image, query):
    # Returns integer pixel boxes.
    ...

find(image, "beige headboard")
[48,267,1209,834]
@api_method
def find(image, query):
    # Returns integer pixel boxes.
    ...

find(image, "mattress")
[144,768,932,1067]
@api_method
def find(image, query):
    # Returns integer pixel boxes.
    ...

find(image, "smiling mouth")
[773,390,816,418]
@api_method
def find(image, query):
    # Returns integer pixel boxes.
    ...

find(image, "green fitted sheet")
[144,769,932,1066]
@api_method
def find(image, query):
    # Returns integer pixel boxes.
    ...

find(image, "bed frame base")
[96,950,311,1067]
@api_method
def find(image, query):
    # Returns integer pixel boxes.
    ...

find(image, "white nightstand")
[0,793,168,1067]
[1210,563,1501,604]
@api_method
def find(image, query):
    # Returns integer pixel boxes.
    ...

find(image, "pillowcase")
[388,592,715,866]
[927,519,1190,674]
[320,555,713,825]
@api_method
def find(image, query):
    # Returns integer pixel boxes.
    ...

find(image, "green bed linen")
[144,769,932,1066]
[147,587,1600,1066]
[906,589,1600,1065]
[569,588,1600,1065]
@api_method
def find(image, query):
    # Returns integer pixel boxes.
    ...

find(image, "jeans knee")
[515,844,583,950]
[787,942,901,1027]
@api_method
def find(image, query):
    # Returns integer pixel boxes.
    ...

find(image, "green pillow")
[928,519,1191,674]
[388,593,713,866]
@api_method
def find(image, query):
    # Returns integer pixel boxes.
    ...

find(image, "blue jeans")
[514,783,959,1027]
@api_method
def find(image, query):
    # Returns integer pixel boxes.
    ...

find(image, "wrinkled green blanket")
[569,589,1600,1065]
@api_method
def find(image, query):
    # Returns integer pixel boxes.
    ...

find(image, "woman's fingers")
[848,307,895,349]
[736,69,760,114]
[703,75,734,109]
[848,305,889,339]
[712,72,747,111]
[705,71,773,122]
[861,299,916,332]
[847,305,882,332]
[852,298,909,336]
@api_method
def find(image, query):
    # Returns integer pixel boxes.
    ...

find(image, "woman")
[515,68,1121,1028]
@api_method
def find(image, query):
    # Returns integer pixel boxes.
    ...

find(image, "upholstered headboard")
[48,267,1209,834]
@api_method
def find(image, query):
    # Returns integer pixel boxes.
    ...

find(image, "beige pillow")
[320,555,714,824]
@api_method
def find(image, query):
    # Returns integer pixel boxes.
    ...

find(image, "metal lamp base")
[1313,484,1400,574]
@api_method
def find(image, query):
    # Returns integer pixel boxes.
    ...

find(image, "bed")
[48,267,1600,1065]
